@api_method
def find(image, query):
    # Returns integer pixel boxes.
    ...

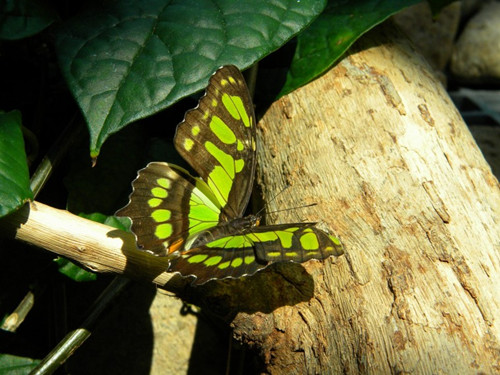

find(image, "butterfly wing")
[117,65,344,283]
[168,224,343,284]
[116,162,223,256]
[174,65,256,221]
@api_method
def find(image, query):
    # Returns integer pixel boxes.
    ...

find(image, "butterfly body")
[188,214,260,250]
[117,65,343,284]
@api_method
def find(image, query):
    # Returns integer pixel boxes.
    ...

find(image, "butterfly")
[116,65,343,285]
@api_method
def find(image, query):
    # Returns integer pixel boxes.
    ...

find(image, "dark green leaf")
[65,124,148,215]
[55,0,326,157]
[428,0,456,16]
[54,257,97,282]
[0,110,33,217]
[0,353,40,374]
[280,0,421,96]
[0,0,58,40]
[80,212,130,231]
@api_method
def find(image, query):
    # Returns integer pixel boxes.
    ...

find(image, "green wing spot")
[205,141,235,178]
[156,178,170,189]
[224,235,253,248]
[189,204,219,223]
[151,209,171,222]
[192,125,200,136]
[204,256,222,266]
[206,235,251,249]
[329,235,341,246]
[218,261,231,270]
[237,140,244,151]
[248,231,278,242]
[152,187,167,198]
[244,255,255,264]
[231,258,243,267]
[284,227,300,232]
[191,182,222,212]
[188,254,209,264]
[184,138,194,151]
[235,159,244,173]
[188,187,220,234]
[276,231,294,248]
[222,93,250,128]
[300,232,319,250]
[208,166,232,206]
[267,252,282,258]
[210,116,236,144]
[285,252,298,257]
[155,223,173,239]
[222,93,241,120]
[188,218,217,234]
[148,198,162,208]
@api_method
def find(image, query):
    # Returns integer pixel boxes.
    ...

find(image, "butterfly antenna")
[267,203,317,216]
[255,186,319,220]
[254,185,291,217]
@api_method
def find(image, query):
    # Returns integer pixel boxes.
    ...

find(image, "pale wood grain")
[0,200,184,289]
[236,23,500,373]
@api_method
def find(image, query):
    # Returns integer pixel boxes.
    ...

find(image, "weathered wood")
[0,201,185,290]
[235,23,500,373]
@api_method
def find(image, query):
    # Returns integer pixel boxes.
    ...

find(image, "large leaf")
[0,354,40,374]
[55,0,326,158]
[428,0,457,15]
[0,0,58,40]
[54,257,97,282]
[64,124,148,215]
[280,0,421,96]
[0,110,33,217]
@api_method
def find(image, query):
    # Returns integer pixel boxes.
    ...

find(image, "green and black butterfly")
[117,65,343,284]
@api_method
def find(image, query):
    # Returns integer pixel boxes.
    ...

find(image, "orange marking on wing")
[168,239,184,254]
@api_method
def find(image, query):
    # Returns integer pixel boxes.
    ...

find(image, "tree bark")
[235,23,500,373]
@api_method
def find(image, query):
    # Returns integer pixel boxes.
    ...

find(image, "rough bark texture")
[231,24,500,374]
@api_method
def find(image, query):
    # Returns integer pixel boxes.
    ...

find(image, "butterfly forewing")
[168,223,343,285]
[249,225,343,263]
[116,162,222,256]
[174,65,256,220]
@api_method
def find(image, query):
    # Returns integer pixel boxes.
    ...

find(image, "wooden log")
[238,23,500,373]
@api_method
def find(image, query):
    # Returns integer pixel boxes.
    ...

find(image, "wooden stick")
[0,201,185,290]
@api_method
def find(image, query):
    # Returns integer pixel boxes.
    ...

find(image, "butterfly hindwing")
[116,162,222,256]
[174,65,256,220]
